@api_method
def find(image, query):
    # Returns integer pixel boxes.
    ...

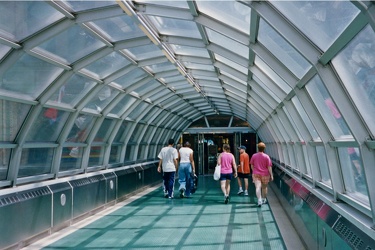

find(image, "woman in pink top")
[217,144,237,204]
[250,142,273,207]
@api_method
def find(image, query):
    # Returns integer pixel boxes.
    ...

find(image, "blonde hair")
[258,142,266,152]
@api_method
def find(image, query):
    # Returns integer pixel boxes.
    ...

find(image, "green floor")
[43,176,286,250]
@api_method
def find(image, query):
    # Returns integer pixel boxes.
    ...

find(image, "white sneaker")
[263,198,267,204]
[237,189,244,195]
[257,199,262,207]
[244,190,248,196]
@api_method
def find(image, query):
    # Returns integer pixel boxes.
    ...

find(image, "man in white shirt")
[157,139,179,199]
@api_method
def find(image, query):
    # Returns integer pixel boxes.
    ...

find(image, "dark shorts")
[238,173,250,178]
[220,173,233,181]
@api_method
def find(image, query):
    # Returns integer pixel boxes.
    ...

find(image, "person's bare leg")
[254,179,262,205]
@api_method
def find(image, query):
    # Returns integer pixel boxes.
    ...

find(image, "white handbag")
[213,164,221,181]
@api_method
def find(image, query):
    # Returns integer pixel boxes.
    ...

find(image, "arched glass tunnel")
[0,1,375,249]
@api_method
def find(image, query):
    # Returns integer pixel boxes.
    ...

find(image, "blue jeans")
[163,171,175,197]
[178,162,192,196]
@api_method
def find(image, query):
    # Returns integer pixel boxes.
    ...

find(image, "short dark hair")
[168,138,175,145]
[184,141,191,147]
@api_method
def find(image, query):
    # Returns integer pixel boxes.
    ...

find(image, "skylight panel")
[258,19,311,79]
[147,16,201,38]
[270,1,359,51]
[35,25,106,64]
[90,16,146,42]
[83,52,131,79]
[196,1,251,35]
[124,44,163,61]
[206,28,249,58]
[60,0,117,12]
[0,1,64,42]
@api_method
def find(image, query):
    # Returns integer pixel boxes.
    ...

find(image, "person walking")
[236,145,250,196]
[217,144,237,204]
[250,142,273,207]
[178,141,195,198]
[157,139,179,199]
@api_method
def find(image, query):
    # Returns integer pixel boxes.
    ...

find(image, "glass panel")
[36,25,106,64]
[134,1,189,9]
[94,118,114,142]
[151,128,163,143]
[48,74,96,106]
[125,144,136,161]
[206,28,249,57]
[142,125,153,142]
[169,44,210,58]
[258,19,311,79]
[26,108,69,142]
[124,44,163,61]
[90,15,145,42]
[305,75,351,138]
[196,1,251,35]
[83,52,131,79]
[61,0,116,12]
[255,56,292,94]
[0,44,11,61]
[270,1,359,51]
[0,100,31,142]
[215,54,247,73]
[338,147,368,205]
[127,102,148,120]
[148,16,201,38]
[109,94,137,116]
[66,114,96,143]
[291,96,320,140]
[137,145,147,159]
[1,53,64,98]
[332,25,375,135]
[129,124,145,143]
[19,148,54,177]
[316,146,331,187]
[146,62,175,74]
[134,80,159,95]
[109,145,122,164]
[141,108,159,123]
[88,146,104,167]
[84,86,118,112]
[61,146,83,171]
[0,148,10,180]
[0,1,64,41]
[113,68,146,89]
[148,145,156,159]
[114,121,129,142]
[152,110,168,125]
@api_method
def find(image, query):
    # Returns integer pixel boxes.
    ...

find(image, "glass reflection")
[60,146,83,171]
[332,25,375,135]
[88,146,104,167]
[0,148,10,180]
[48,74,96,106]
[84,86,117,112]
[270,1,359,51]
[26,108,69,142]
[19,148,54,177]
[316,146,331,187]
[338,147,368,204]
[66,114,96,143]
[1,53,64,98]
[0,1,64,41]
[306,75,351,138]
[0,100,30,142]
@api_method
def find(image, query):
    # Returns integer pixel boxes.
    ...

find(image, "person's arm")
[268,166,273,181]
[157,159,162,173]
[217,153,222,166]
[232,155,238,177]
[189,153,195,173]
[174,158,178,172]
[240,160,244,173]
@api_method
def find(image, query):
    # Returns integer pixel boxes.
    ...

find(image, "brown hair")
[223,144,230,152]
[258,142,266,152]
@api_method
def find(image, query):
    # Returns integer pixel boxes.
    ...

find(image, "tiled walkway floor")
[27,176,302,250]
